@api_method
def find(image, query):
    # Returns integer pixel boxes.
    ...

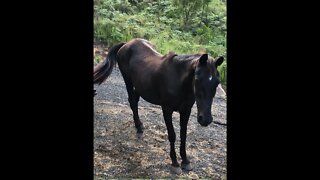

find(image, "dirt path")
[93,45,227,179]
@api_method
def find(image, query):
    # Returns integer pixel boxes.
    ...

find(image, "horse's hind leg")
[123,77,144,137]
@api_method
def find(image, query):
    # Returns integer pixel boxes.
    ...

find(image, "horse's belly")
[138,91,161,105]
[130,71,162,105]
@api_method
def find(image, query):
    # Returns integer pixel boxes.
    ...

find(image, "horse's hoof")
[181,163,193,171]
[136,133,144,139]
[170,165,182,174]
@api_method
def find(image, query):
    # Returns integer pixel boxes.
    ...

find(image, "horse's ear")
[215,56,224,67]
[199,54,208,65]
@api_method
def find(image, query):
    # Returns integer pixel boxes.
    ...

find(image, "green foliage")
[172,0,203,30]
[94,55,103,64]
[94,0,227,87]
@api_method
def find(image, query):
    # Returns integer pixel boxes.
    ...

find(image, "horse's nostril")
[198,116,203,121]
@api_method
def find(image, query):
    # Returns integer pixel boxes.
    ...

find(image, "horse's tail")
[93,42,126,85]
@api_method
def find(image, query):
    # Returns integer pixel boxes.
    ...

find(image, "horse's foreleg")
[179,109,193,171]
[162,108,181,174]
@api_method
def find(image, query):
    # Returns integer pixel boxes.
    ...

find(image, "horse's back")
[117,38,164,76]
[117,39,162,65]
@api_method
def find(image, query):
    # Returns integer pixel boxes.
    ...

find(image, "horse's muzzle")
[197,115,213,127]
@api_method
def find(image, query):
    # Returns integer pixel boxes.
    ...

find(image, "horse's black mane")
[173,54,202,62]
[161,51,178,61]
[171,54,202,67]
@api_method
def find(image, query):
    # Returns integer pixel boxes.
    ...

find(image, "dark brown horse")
[94,38,224,174]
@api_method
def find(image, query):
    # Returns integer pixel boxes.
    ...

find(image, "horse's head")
[194,54,224,126]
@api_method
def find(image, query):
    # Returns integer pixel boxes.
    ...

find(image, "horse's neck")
[170,56,198,86]
[172,55,198,73]
[178,59,197,101]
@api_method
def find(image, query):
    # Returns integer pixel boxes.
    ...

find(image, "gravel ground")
[93,45,227,179]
